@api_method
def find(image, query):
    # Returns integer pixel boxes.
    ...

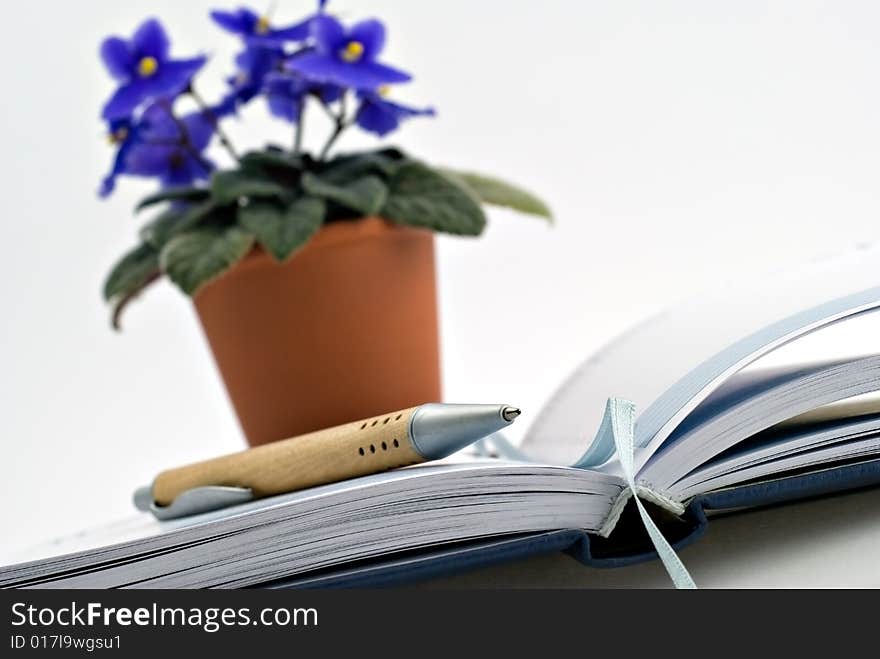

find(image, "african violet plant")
[100,3,552,328]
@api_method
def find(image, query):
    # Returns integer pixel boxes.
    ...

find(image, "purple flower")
[221,44,285,111]
[288,15,411,90]
[100,104,215,196]
[355,91,435,137]
[99,118,139,198]
[213,3,332,111]
[264,73,341,122]
[100,19,207,121]
[210,6,314,46]
[212,89,244,119]
[128,108,215,187]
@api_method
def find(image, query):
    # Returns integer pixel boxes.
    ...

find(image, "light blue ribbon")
[475,404,696,588]
[605,397,697,589]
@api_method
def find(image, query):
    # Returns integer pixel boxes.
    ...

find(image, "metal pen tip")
[502,406,522,423]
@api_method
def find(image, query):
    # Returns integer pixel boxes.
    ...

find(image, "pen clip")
[133,485,255,521]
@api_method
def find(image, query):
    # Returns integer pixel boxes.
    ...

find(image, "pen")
[134,403,521,518]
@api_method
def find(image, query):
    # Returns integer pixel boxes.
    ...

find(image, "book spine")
[598,484,686,538]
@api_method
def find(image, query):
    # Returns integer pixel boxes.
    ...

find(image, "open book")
[4,244,880,588]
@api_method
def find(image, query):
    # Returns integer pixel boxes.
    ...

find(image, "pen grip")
[152,407,423,506]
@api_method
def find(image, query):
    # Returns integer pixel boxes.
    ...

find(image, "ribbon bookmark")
[607,398,697,590]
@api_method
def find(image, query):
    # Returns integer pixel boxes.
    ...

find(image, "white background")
[3,1,880,582]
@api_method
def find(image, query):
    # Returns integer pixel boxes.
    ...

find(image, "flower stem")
[158,99,214,176]
[316,98,337,122]
[188,85,240,162]
[294,99,306,156]
[319,94,350,161]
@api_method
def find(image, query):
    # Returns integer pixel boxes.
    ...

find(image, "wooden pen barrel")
[152,407,423,506]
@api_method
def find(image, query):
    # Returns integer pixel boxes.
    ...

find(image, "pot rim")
[235,216,428,270]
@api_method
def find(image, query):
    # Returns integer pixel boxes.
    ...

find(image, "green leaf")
[103,243,160,303]
[320,152,404,184]
[136,186,210,213]
[160,227,254,296]
[103,243,162,330]
[301,172,388,216]
[240,150,306,174]
[211,170,289,206]
[441,169,553,221]
[238,197,326,262]
[139,200,218,249]
[381,163,487,236]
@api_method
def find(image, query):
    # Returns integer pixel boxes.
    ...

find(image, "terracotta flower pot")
[194,217,442,447]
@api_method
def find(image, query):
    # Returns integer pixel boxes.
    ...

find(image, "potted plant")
[99,3,552,447]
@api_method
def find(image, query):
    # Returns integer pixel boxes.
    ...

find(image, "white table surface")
[420,486,880,588]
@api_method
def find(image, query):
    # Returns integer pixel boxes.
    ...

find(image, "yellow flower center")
[341,41,365,63]
[256,16,271,35]
[107,127,129,145]
[378,85,392,97]
[138,56,159,78]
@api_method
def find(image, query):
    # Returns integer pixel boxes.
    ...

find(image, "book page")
[747,310,880,428]
[0,459,623,588]
[521,243,880,468]
[673,414,880,499]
